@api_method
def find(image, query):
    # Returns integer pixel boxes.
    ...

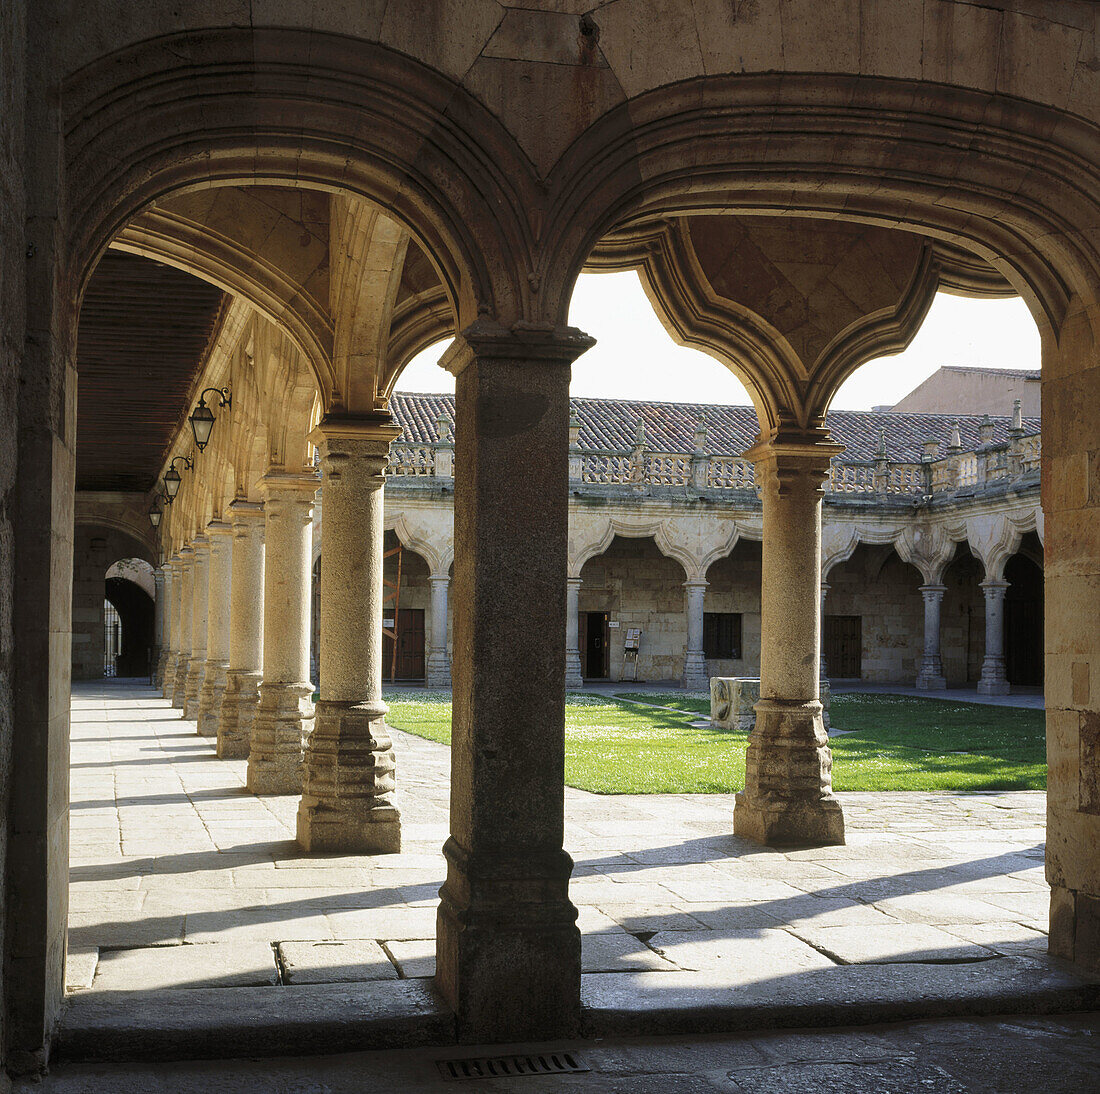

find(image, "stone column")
[426,573,452,687]
[977,578,1011,695]
[183,536,210,721]
[219,501,265,759]
[916,583,948,690]
[171,545,194,708]
[298,417,401,852]
[565,576,583,689]
[151,566,166,686]
[435,321,593,1043]
[246,473,317,794]
[818,581,830,678]
[682,579,709,690]
[198,521,233,737]
[734,436,845,847]
[162,555,182,699]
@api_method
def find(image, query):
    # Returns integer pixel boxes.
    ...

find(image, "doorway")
[383,608,426,681]
[1005,553,1043,686]
[581,611,610,679]
[824,615,862,678]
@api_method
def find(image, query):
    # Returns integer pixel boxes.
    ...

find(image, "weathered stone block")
[712,677,830,732]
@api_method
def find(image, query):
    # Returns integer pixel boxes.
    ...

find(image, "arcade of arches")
[2,0,1100,1076]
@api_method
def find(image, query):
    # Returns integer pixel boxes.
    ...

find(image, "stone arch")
[568,515,693,581]
[62,27,549,377]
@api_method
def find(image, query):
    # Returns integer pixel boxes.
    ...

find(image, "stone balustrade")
[384,428,1041,500]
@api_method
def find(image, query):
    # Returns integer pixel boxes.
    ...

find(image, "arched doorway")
[1005,538,1044,687]
[104,560,155,678]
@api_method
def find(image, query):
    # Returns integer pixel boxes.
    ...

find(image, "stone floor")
[59,679,1099,1068]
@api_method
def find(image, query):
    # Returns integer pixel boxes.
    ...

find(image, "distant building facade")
[888,365,1041,418]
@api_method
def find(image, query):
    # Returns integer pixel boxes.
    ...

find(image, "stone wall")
[71,526,154,682]
[579,536,687,683]
[704,539,763,682]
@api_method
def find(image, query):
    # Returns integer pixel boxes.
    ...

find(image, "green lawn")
[383,690,1046,794]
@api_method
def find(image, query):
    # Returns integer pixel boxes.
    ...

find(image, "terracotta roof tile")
[389,392,1039,464]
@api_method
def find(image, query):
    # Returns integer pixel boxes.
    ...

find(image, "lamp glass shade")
[149,508,162,528]
[164,467,181,498]
[190,404,215,451]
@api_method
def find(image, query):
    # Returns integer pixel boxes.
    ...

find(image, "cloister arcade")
[2,0,1099,1077]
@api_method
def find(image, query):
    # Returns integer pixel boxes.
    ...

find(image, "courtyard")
[59,680,1098,1063]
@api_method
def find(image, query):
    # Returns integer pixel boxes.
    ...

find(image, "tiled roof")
[389,392,1040,464]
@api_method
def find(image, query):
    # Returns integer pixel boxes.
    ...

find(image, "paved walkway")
[69,679,1054,995]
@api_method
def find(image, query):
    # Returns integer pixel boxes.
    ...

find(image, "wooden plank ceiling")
[77,252,226,492]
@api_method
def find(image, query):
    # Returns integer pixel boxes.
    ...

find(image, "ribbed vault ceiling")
[76,252,226,493]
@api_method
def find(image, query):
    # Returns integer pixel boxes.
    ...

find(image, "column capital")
[192,534,210,555]
[309,413,401,448]
[429,572,451,586]
[980,578,1010,596]
[742,431,845,496]
[260,470,321,501]
[683,578,709,591]
[206,519,233,540]
[228,498,265,525]
[179,543,195,559]
[919,582,948,596]
[566,575,583,588]
[440,319,596,376]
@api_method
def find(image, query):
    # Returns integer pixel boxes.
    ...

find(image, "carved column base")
[734,699,845,847]
[297,700,401,853]
[218,670,261,759]
[565,650,583,690]
[682,650,709,691]
[197,660,228,738]
[171,657,190,709]
[977,659,1010,695]
[183,659,206,721]
[425,652,452,689]
[916,657,947,690]
[161,654,178,699]
[436,838,581,1043]
[246,682,313,794]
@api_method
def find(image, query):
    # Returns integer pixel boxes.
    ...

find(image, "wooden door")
[382,608,425,681]
[823,615,862,678]
[585,611,609,678]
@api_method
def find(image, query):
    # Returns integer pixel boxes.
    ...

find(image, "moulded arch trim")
[384,513,447,577]
[570,515,695,580]
[74,518,158,565]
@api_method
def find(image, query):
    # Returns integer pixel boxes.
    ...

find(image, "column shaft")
[163,556,182,699]
[184,537,210,721]
[246,473,317,794]
[916,583,948,690]
[198,521,233,737]
[978,579,1011,695]
[734,437,845,847]
[219,501,265,759]
[565,577,583,689]
[172,546,194,708]
[682,579,709,690]
[298,418,402,852]
[435,322,592,1043]
[153,566,166,687]
[426,573,452,687]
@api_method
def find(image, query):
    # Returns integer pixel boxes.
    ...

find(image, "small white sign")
[608,621,620,628]
[382,617,395,628]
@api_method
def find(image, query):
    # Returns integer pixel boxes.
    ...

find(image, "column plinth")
[565,577,583,688]
[434,321,591,1042]
[298,418,402,852]
[734,436,845,848]
[425,573,452,688]
[198,521,233,737]
[172,546,194,708]
[978,578,1011,695]
[219,501,265,759]
[247,473,317,795]
[184,536,210,722]
[916,583,948,690]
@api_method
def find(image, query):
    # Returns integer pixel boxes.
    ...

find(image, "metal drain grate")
[437,1052,589,1081]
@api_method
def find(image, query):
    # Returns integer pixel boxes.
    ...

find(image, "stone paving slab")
[278,940,399,984]
[788,923,994,964]
[92,942,280,991]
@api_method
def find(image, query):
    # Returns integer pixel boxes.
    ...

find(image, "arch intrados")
[578,529,690,582]
[544,74,1099,346]
[75,518,157,563]
[63,29,546,341]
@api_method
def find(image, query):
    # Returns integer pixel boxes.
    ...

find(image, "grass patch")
[382,690,1046,794]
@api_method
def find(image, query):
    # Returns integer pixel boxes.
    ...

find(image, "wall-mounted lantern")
[189,387,232,452]
[163,455,193,503]
[148,496,164,528]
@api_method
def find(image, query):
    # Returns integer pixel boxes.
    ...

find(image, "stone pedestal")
[219,501,265,759]
[247,473,317,795]
[916,583,948,690]
[172,545,194,709]
[298,417,402,852]
[198,521,232,738]
[425,573,452,687]
[711,677,759,731]
[682,579,709,690]
[565,577,583,688]
[977,579,1011,695]
[435,322,592,1043]
[183,536,210,722]
[734,436,845,848]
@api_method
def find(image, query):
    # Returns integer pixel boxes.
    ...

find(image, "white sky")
[395,270,1041,411]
